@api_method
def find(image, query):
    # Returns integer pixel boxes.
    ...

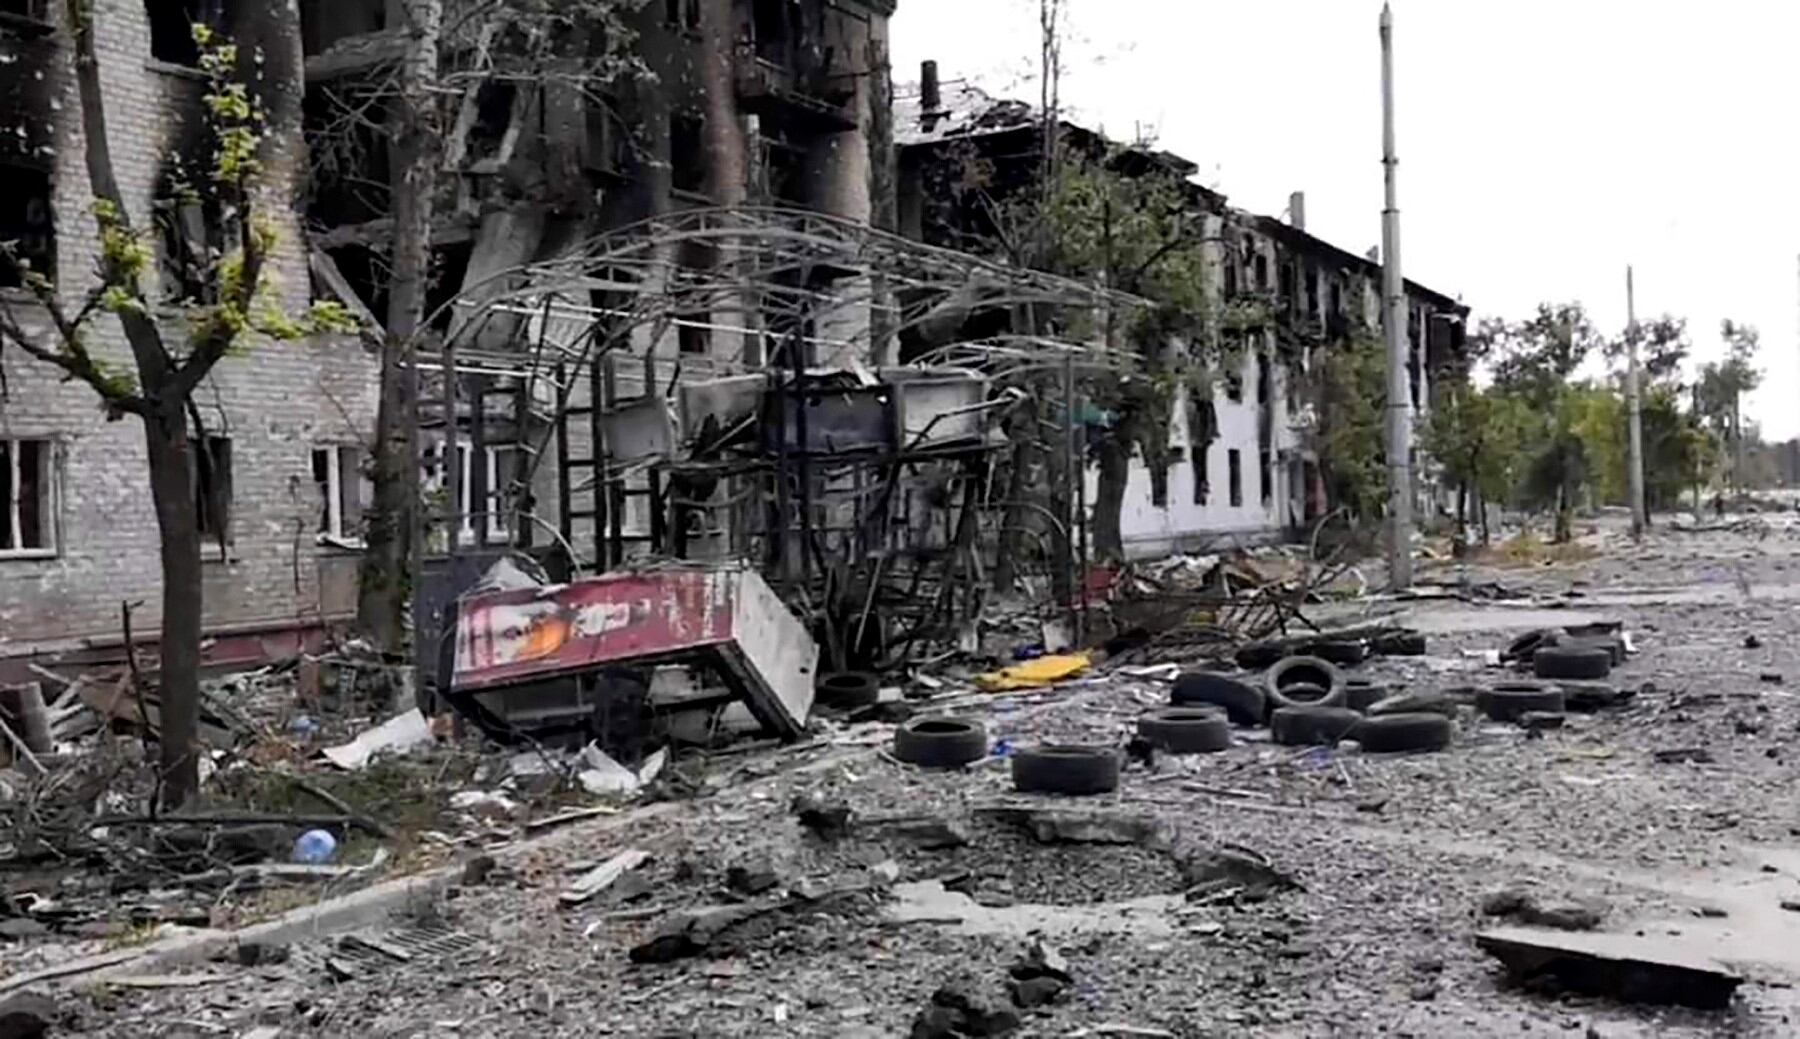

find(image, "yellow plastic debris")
[975,652,1092,691]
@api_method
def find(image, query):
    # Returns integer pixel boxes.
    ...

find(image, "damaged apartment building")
[0,0,380,682]
[894,67,1470,558]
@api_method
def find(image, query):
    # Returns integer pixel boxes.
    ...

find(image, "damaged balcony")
[732,47,860,133]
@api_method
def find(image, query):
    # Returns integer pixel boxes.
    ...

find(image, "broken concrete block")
[726,863,781,896]
[1475,926,1743,1009]
[1177,848,1301,902]
[878,817,970,850]
[1009,940,1073,985]
[914,984,1021,1037]
[793,794,854,839]
[1008,975,1067,1008]
[1481,889,1604,931]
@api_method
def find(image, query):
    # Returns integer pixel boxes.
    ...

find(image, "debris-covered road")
[27,516,1800,1038]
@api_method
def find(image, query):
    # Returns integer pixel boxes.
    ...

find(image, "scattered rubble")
[1475,927,1743,1009]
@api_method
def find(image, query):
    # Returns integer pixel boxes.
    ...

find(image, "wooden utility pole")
[1625,265,1646,538]
[1380,3,1412,589]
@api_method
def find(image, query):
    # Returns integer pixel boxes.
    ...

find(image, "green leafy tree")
[0,15,348,805]
[1486,302,1603,541]
[1694,320,1762,493]
[1420,384,1528,544]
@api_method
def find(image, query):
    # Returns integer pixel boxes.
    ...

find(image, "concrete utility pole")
[1380,3,1412,589]
[1625,265,1646,539]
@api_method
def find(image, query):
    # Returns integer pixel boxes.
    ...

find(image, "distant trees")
[1422,303,1764,542]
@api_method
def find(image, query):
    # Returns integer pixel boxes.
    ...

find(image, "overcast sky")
[890,0,1800,440]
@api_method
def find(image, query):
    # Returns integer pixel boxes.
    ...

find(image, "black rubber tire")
[1171,671,1267,727]
[1301,639,1370,667]
[1371,631,1427,657]
[1350,712,1454,753]
[1266,656,1346,710]
[1561,634,1625,667]
[893,717,988,768]
[1011,745,1122,796]
[817,670,881,708]
[1136,707,1232,754]
[1503,630,1554,663]
[1533,645,1612,681]
[1270,705,1363,746]
[1344,677,1392,713]
[1557,681,1635,713]
[1480,681,1565,721]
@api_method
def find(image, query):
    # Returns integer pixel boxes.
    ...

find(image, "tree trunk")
[1553,479,1572,544]
[142,406,201,806]
[1477,482,1490,546]
[357,0,442,654]
[1092,436,1129,562]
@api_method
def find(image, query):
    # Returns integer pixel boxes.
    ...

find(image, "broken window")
[422,437,516,548]
[1279,261,1295,303]
[0,0,49,25]
[1222,253,1238,298]
[1225,369,1243,403]
[664,0,700,30]
[0,164,53,288]
[1192,446,1208,506]
[484,444,518,542]
[670,112,706,195]
[145,0,222,66]
[1227,449,1243,508]
[1150,465,1168,508]
[192,435,232,546]
[753,0,793,64]
[0,437,53,555]
[678,315,710,355]
[299,0,385,57]
[1304,264,1319,319]
[1255,354,1271,405]
[311,445,367,546]
[1252,252,1269,292]
[1259,450,1272,505]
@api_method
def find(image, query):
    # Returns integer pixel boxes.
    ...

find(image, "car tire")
[1136,707,1232,754]
[1266,656,1346,710]
[1503,629,1554,663]
[1271,705,1363,746]
[1011,745,1122,796]
[817,670,881,708]
[1533,645,1612,681]
[1171,671,1267,726]
[1480,681,1566,721]
[1350,712,1454,753]
[1345,677,1392,713]
[893,717,988,768]
[1561,634,1626,667]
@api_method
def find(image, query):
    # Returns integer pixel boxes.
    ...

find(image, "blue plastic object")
[292,829,338,864]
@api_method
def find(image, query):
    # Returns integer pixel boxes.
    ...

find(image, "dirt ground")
[34,512,1800,1038]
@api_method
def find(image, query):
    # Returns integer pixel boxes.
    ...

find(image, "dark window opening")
[1279,261,1295,303]
[678,316,710,355]
[145,0,222,66]
[1228,449,1243,508]
[1252,252,1269,291]
[1255,354,1271,405]
[765,137,807,206]
[426,242,474,335]
[1259,450,1272,505]
[0,437,52,553]
[299,0,385,57]
[664,0,700,29]
[1225,369,1243,403]
[1328,279,1343,315]
[192,435,232,544]
[1222,254,1238,298]
[1150,465,1168,508]
[466,82,520,166]
[1304,265,1319,318]
[303,83,392,226]
[0,164,53,288]
[670,113,706,194]
[753,0,793,64]
[0,0,49,25]
[584,96,628,175]
[1192,447,1208,505]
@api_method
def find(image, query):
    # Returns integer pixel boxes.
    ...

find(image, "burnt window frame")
[145,0,225,68]
[311,444,368,547]
[0,161,55,289]
[0,0,51,30]
[669,111,707,195]
[1259,450,1272,505]
[1192,444,1208,505]
[0,436,56,557]
[1227,449,1243,508]
[192,434,233,550]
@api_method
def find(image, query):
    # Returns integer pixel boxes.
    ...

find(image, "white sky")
[889,0,1800,440]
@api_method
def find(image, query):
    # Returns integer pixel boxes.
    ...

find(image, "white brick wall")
[0,1,379,655]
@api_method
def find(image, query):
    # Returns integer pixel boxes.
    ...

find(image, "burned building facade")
[895,72,1469,557]
[0,0,378,681]
[0,0,902,678]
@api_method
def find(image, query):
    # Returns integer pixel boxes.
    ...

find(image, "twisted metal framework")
[413,205,1147,666]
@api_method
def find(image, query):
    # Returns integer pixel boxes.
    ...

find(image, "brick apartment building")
[0,0,900,678]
